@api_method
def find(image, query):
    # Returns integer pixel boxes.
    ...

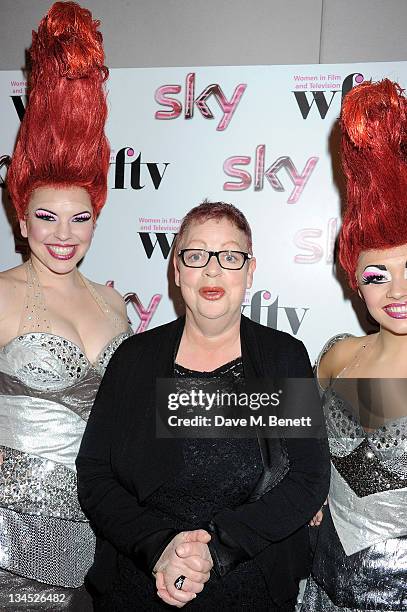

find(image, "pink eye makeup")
[361,265,391,285]
[35,209,57,221]
[72,211,92,223]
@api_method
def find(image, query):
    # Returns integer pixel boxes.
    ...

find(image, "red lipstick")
[199,286,225,301]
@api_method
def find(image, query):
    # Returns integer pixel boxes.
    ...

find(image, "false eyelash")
[35,211,56,221]
[361,274,388,285]
[72,213,92,222]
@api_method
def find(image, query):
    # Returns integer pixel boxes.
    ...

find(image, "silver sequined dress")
[0,262,132,610]
[301,335,407,612]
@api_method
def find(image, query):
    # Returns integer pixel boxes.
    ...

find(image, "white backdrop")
[1,61,406,360]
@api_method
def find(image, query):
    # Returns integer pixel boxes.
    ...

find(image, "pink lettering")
[154,85,182,119]
[125,293,162,333]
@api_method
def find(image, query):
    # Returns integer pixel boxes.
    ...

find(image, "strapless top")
[318,335,407,556]
[0,330,132,470]
[0,329,132,587]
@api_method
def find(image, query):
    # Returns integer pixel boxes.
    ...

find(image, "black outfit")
[76,315,330,610]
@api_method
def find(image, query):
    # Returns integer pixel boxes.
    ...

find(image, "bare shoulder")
[318,335,368,382]
[0,265,26,309]
[88,280,127,318]
[0,266,27,343]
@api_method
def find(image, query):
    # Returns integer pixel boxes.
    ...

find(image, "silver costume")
[302,335,407,611]
[0,262,131,610]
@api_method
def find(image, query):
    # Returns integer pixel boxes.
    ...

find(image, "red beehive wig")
[7,1,109,219]
[339,79,407,289]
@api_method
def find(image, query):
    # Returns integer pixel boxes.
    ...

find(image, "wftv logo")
[224,145,317,203]
[293,72,364,119]
[0,155,11,188]
[155,72,246,131]
[10,95,26,121]
[7,100,170,192]
[138,232,176,259]
[242,290,308,335]
[106,281,161,333]
[112,148,169,190]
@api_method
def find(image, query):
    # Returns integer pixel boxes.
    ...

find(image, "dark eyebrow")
[363,264,387,271]
[72,210,92,216]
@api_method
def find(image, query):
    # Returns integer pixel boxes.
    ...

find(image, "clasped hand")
[153,529,213,607]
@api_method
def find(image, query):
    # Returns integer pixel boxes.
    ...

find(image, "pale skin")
[319,244,407,382]
[0,186,130,497]
[310,243,407,526]
[152,217,256,606]
[0,186,128,358]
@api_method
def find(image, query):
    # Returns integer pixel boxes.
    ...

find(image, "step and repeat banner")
[1,61,406,360]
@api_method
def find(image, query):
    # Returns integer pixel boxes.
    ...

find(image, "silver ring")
[174,575,186,590]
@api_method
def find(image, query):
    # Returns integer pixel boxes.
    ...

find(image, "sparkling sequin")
[0,446,86,520]
[0,507,95,588]
[82,275,126,333]
[19,260,51,335]
[96,331,132,374]
[0,264,131,590]
[331,438,407,497]
[302,574,404,612]
[9,333,89,391]
[302,334,407,611]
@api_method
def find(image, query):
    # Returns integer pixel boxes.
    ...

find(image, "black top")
[76,315,330,606]
[94,359,275,609]
[160,359,263,531]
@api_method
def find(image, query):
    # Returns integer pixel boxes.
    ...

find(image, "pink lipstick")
[383,302,407,319]
[46,244,77,260]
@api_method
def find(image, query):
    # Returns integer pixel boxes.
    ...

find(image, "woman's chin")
[30,258,77,278]
[195,304,241,324]
[31,248,87,275]
[381,322,407,336]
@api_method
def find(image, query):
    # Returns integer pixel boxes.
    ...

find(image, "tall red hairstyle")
[339,78,407,289]
[7,1,109,219]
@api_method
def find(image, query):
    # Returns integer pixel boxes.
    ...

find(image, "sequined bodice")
[315,335,407,563]
[1,330,132,386]
[0,263,132,587]
[325,387,407,489]
[0,330,132,469]
[309,375,407,609]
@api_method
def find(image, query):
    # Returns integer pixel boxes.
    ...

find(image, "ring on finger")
[174,575,186,590]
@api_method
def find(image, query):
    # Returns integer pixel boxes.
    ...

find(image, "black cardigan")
[76,315,330,605]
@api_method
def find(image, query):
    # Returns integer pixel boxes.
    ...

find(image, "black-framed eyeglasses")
[178,249,252,270]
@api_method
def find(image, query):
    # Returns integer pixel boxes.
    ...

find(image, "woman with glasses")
[77,201,329,610]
